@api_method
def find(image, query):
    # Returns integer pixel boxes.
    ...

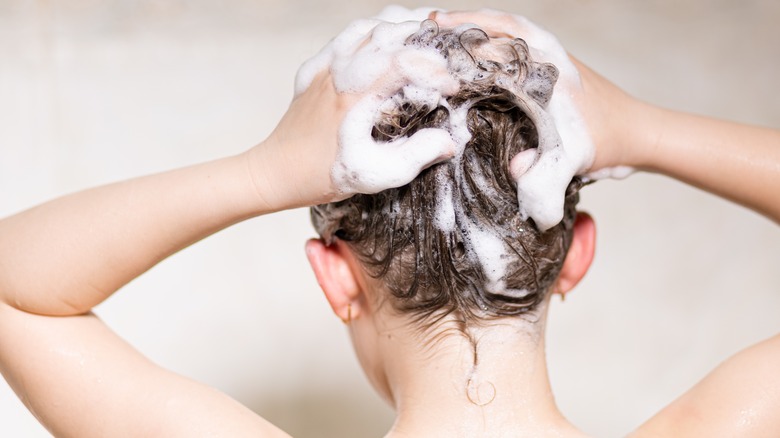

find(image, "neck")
[376,306,584,438]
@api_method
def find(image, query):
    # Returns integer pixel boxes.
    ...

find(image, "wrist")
[241,136,337,214]
[626,101,672,173]
[241,139,291,214]
[572,59,649,173]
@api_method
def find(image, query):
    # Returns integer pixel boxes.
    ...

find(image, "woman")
[0,9,778,437]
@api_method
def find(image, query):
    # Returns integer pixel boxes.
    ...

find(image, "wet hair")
[311,22,581,328]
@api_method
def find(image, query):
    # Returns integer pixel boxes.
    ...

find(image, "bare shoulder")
[630,334,780,438]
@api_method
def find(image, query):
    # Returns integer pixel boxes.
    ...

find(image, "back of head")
[311,21,581,329]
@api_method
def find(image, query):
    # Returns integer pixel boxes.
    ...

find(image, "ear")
[305,239,363,322]
[554,212,596,295]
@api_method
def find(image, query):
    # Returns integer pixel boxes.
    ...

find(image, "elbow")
[0,283,94,317]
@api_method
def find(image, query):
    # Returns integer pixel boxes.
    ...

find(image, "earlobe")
[305,239,363,322]
[554,212,596,295]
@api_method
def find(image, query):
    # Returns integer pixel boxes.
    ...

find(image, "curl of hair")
[311,21,581,326]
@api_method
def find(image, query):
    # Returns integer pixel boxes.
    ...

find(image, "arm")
[0,147,294,437]
[433,10,780,224]
[573,59,780,224]
[435,8,780,436]
[639,106,780,223]
[0,48,452,434]
[0,73,349,437]
[0,72,347,318]
[0,153,270,316]
[0,305,290,437]
[575,50,780,438]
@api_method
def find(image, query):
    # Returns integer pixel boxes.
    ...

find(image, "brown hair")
[311,21,581,328]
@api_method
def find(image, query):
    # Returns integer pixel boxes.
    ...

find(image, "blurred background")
[1,0,779,436]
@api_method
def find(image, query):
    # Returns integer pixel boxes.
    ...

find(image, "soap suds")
[584,165,635,181]
[434,172,456,232]
[296,7,597,230]
[300,6,601,295]
[296,14,465,196]
[463,221,510,295]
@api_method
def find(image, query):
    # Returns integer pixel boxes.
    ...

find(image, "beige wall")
[1,1,779,436]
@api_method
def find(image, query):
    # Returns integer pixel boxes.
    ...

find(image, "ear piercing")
[341,302,352,324]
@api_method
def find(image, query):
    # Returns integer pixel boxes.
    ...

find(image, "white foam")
[294,18,379,96]
[375,5,436,23]
[299,7,603,291]
[296,7,600,229]
[584,165,635,181]
[335,94,456,194]
[492,13,595,231]
[464,222,509,294]
[443,101,472,154]
[296,11,467,196]
[434,174,456,232]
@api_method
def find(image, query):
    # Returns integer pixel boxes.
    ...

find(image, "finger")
[297,17,383,95]
[509,149,537,179]
[331,128,456,196]
[399,128,458,169]
[432,10,521,38]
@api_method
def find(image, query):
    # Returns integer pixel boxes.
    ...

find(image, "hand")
[241,70,352,211]
[247,19,458,211]
[431,9,647,175]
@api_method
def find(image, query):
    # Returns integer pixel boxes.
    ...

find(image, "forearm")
[0,145,281,316]
[633,103,780,223]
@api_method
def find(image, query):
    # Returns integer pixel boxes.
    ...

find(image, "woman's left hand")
[246,19,460,211]
[243,70,357,211]
[430,9,645,175]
